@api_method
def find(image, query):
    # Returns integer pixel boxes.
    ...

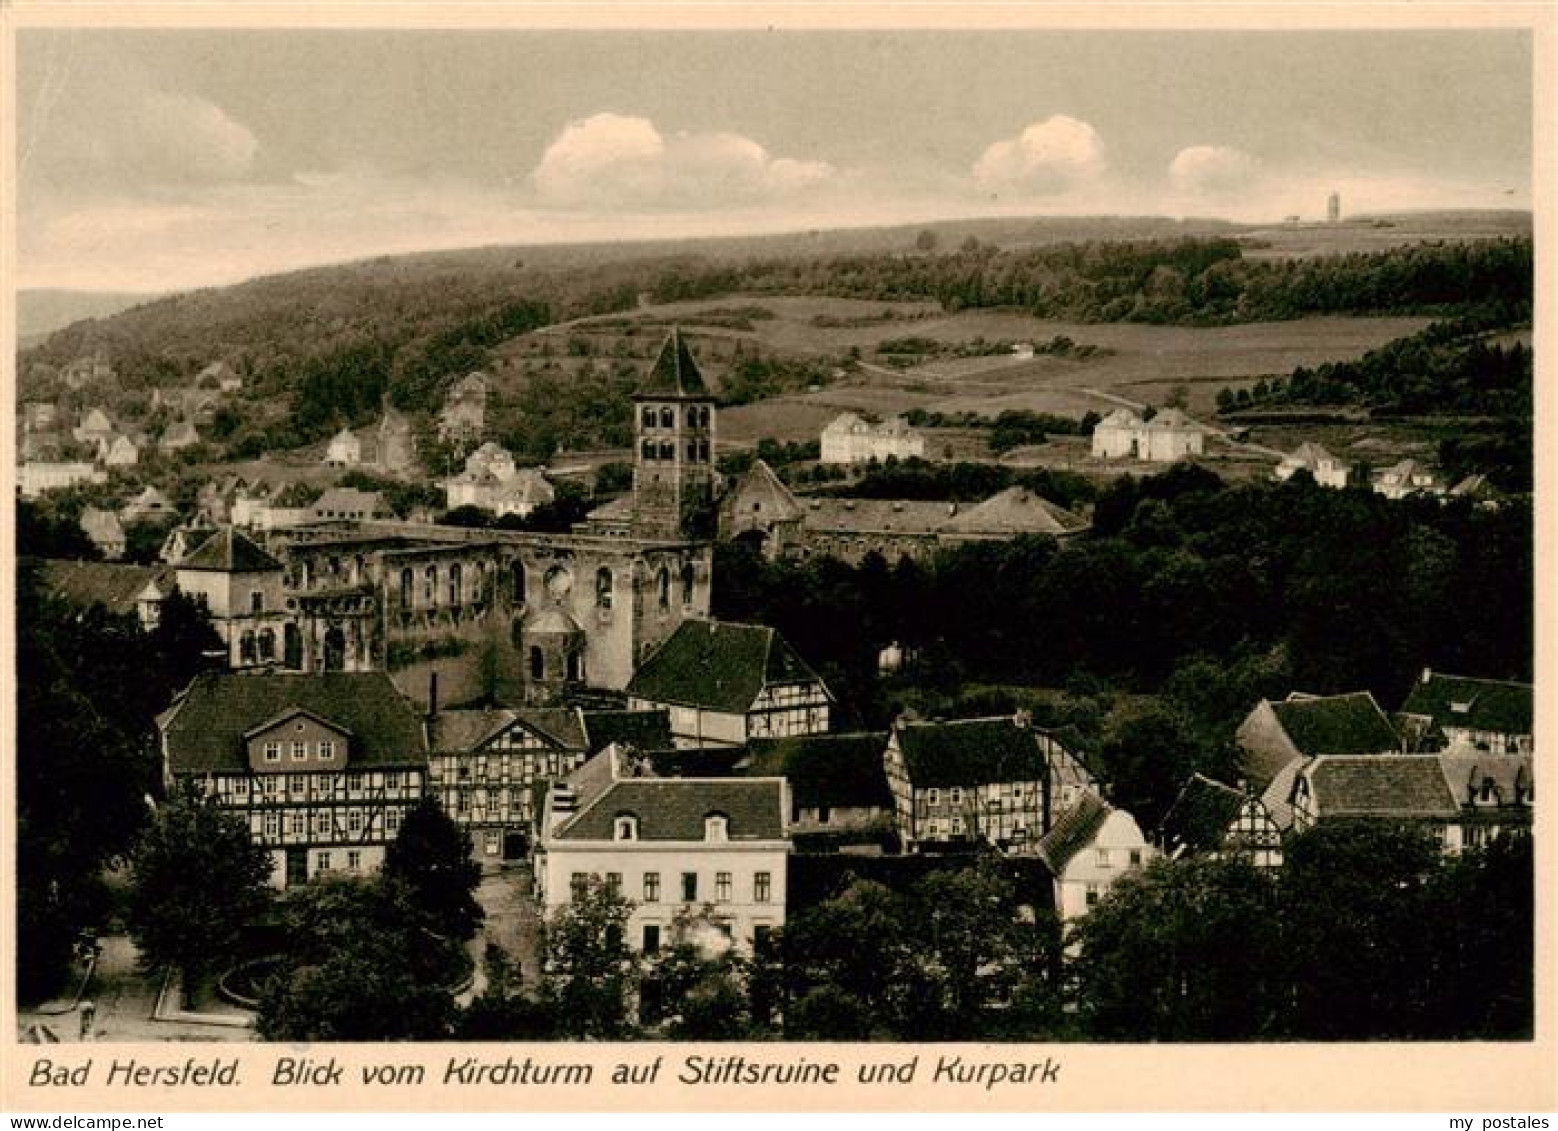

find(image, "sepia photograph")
[3,2,1552,1115]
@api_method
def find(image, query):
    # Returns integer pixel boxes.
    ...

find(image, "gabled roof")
[1096,408,1143,429]
[554,747,785,842]
[893,716,1050,788]
[1143,408,1203,432]
[745,732,893,810]
[1269,692,1399,758]
[940,486,1089,537]
[1282,442,1339,468]
[31,558,175,615]
[636,328,710,398]
[1301,755,1460,819]
[626,618,829,714]
[728,460,805,522]
[1400,671,1532,738]
[581,708,674,755]
[1437,753,1533,809]
[177,527,284,573]
[800,497,952,537]
[429,706,587,754]
[1157,773,1247,855]
[1259,756,1305,833]
[1037,790,1112,873]
[312,487,386,516]
[161,671,427,772]
[243,706,354,741]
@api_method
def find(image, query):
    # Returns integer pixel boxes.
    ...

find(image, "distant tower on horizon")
[1327,191,1341,223]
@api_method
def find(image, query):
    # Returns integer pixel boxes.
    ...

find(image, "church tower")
[631,329,717,541]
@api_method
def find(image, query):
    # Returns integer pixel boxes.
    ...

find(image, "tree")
[1070,855,1280,1040]
[382,797,484,941]
[782,878,912,1037]
[126,782,273,1006]
[257,875,463,1041]
[539,876,640,1039]
[906,863,1023,1037]
[456,944,561,1039]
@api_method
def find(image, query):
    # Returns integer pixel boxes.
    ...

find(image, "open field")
[1235,211,1530,260]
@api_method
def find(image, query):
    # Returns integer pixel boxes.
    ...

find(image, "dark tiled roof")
[1270,692,1399,757]
[1036,791,1111,873]
[636,328,710,398]
[1306,756,1459,819]
[894,717,1048,788]
[518,707,588,751]
[1437,753,1533,808]
[801,498,951,537]
[430,707,587,754]
[177,527,284,573]
[162,671,427,773]
[557,750,785,841]
[745,732,893,810]
[1157,773,1246,855]
[32,558,175,615]
[626,619,828,714]
[941,487,1089,537]
[729,460,805,522]
[582,708,674,754]
[1400,672,1533,738]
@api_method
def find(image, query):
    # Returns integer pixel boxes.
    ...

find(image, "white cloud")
[1168,145,1259,197]
[530,112,835,210]
[971,115,1106,197]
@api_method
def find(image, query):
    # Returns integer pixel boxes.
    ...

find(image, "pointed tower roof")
[636,328,710,399]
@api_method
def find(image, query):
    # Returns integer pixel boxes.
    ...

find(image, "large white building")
[820,413,926,465]
[443,442,556,518]
[1091,407,1206,463]
[535,744,789,954]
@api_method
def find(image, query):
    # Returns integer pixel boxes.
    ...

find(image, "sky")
[14,28,1534,293]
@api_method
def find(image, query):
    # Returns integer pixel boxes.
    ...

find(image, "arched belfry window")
[641,407,655,428]
[659,406,674,429]
[641,439,656,460]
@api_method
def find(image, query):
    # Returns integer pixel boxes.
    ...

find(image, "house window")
[754,872,771,903]
[817,805,831,825]
[386,809,401,834]
[926,788,939,807]
[399,568,413,606]
[715,872,732,902]
[704,814,728,841]
[606,872,622,894]
[257,629,275,661]
[530,647,544,682]
[681,872,698,902]
[950,787,963,806]
[347,810,362,835]
[753,925,773,953]
[1085,883,1101,907]
[448,563,462,607]
[291,741,307,761]
[347,773,363,792]
[290,813,306,835]
[240,632,257,663]
[316,851,332,872]
[250,590,263,613]
[657,569,670,612]
[570,873,589,901]
[641,407,655,429]
[614,815,638,841]
[1129,849,1143,867]
[659,407,674,429]
[643,872,660,902]
[318,740,335,761]
[1095,848,1110,867]
[424,566,437,606]
[347,850,362,871]
[263,741,281,763]
[264,813,280,838]
[596,568,613,610]
[642,925,661,954]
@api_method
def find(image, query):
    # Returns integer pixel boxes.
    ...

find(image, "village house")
[158,671,429,888]
[1372,458,1445,500]
[534,743,789,954]
[79,507,127,559]
[1156,773,1285,869]
[1284,752,1533,852]
[158,421,200,453]
[820,413,926,465]
[195,360,243,393]
[17,460,106,498]
[1036,791,1155,922]
[1399,669,1533,755]
[119,485,179,525]
[73,407,117,449]
[938,485,1091,545]
[324,428,362,467]
[1274,442,1350,489]
[438,371,489,443]
[742,732,895,845]
[625,618,833,746]
[444,443,556,518]
[100,434,140,468]
[883,714,1098,853]
[311,487,389,523]
[1234,690,1402,791]
[31,558,177,630]
[1090,407,1207,462]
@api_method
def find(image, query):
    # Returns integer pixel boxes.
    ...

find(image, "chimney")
[427,671,439,717]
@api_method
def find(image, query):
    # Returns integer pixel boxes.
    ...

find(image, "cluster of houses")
[323,404,417,475]
[1273,443,1501,505]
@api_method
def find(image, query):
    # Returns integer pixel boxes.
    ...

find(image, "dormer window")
[704,814,728,842]
[614,814,639,841]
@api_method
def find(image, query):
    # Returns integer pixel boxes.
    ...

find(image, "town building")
[742,732,895,844]
[444,444,556,518]
[157,671,429,888]
[1399,670,1533,755]
[1372,459,1445,500]
[938,486,1092,544]
[1090,407,1207,463]
[1274,442,1350,489]
[1036,791,1155,921]
[173,527,292,670]
[119,486,179,525]
[73,408,117,448]
[100,435,140,468]
[158,421,201,453]
[1234,690,1401,791]
[18,461,106,498]
[883,714,1097,852]
[438,371,489,443]
[717,459,806,558]
[534,743,789,954]
[311,488,389,523]
[820,413,926,466]
[324,428,362,467]
[31,558,177,629]
[1156,773,1284,869]
[79,507,127,559]
[625,618,833,746]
